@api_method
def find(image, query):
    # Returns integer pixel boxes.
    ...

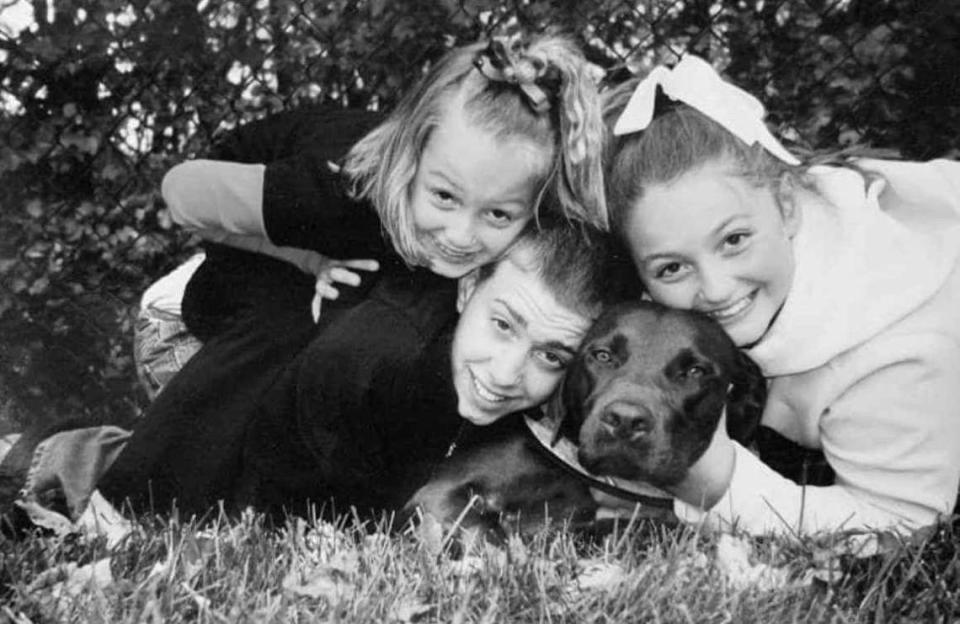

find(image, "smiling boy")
[97,223,629,518]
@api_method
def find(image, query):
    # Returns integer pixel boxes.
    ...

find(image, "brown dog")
[557,300,765,488]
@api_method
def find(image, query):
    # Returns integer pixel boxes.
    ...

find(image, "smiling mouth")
[470,369,511,404]
[434,239,479,262]
[703,292,755,322]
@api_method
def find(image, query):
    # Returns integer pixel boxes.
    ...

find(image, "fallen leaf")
[27,558,114,597]
[715,534,790,591]
[574,559,627,592]
[389,597,433,623]
[75,490,132,548]
[282,566,355,602]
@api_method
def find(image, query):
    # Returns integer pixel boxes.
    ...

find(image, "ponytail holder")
[474,37,557,114]
[614,55,800,165]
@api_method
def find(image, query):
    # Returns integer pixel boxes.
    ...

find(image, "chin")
[461,409,504,426]
[430,258,483,279]
[727,317,769,348]
[435,265,472,279]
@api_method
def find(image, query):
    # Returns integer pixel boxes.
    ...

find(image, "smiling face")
[408,104,550,278]
[451,245,593,426]
[623,160,800,347]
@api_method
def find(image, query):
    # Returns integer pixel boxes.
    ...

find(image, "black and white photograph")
[1,1,959,620]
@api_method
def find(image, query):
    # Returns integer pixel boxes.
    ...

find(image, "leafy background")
[1,0,958,432]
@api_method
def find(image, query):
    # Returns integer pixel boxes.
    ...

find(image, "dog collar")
[523,415,675,508]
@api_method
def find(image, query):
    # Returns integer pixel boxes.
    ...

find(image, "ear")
[555,356,593,444]
[724,350,767,447]
[456,269,480,314]
[776,173,802,239]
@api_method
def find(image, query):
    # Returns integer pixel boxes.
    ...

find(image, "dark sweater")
[99,107,464,517]
[182,105,388,341]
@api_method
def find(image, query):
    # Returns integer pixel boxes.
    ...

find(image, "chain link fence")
[1,0,958,432]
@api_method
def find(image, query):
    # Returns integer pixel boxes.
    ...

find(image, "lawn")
[3,508,959,623]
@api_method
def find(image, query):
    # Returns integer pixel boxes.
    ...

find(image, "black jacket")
[99,107,463,518]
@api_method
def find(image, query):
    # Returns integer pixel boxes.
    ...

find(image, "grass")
[2,510,959,623]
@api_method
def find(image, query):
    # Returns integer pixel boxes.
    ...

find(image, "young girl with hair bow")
[133,32,608,398]
[603,55,960,537]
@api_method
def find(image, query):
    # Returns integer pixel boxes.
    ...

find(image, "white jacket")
[676,159,960,536]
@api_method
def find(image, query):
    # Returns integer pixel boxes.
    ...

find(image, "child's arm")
[162,160,268,240]
[163,108,385,258]
[162,160,379,304]
[672,333,960,537]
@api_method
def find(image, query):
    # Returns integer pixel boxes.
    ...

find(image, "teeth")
[707,295,752,320]
[472,373,506,402]
[436,240,475,259]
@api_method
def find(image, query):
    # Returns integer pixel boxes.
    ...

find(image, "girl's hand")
[310,258,380,322]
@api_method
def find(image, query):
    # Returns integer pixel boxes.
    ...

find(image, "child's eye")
[492,317,512,333]
[536,350,568,371]
[654,261,688,282]
[432,189,457,206]
[486,208,514,226]
[722,231,750,250]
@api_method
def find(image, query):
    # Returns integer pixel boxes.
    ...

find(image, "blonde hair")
[343,34,608,267]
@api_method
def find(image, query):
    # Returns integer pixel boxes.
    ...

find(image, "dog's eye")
[684,365,708,379]
[591,348,613,364]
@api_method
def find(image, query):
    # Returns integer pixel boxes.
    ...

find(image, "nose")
[600,403,654,440]
[488,343,525,388]
[444,212,478,249]
[696,263,736,305]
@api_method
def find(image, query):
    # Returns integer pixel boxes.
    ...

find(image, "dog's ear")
[724,350,767,447]
[543,389,566,446]
[549,356,592,445]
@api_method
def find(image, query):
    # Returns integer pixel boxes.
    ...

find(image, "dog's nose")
[600,404,654,440]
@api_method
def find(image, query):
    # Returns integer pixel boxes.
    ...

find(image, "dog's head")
[552,301,765,488]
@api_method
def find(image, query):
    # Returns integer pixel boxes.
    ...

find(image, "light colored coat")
[676,159,960,536]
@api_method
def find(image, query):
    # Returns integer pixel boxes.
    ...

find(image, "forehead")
[625,162,775,253]
[424,105,551,185]
[588,306,735,374]
[475,247,592,346]
[600,309,698,354]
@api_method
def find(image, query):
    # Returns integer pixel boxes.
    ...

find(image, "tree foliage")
[0,0,957,429]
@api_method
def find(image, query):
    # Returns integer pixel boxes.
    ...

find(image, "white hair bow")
[613,55,800,165]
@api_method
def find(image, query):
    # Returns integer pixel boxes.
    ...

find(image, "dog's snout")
[600,403,654,440]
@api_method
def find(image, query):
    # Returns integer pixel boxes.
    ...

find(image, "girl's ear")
[776,173,802,238]
[456,270,480,313]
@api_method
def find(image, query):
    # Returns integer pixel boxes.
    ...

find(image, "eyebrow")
[710,214,745,237]
[425,168,463,192]
[428,168,533,209]
[498,299,579,355]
